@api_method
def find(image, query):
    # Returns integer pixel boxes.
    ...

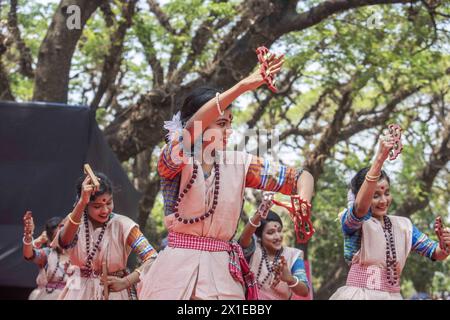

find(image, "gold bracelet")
[365,173,381,182]
[134,269,142,276]
[68,212,82,225]
[366,173,381,180]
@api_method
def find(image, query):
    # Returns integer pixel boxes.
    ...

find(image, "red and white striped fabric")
[346,263,400,293]
[168,232,259,300]
[168,231,232,252]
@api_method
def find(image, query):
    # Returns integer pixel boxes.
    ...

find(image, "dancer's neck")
[88,215,104,229]
[265,247,279,259]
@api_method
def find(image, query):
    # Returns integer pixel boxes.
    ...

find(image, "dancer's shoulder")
[284,246,304,261]
[109,213,137,228]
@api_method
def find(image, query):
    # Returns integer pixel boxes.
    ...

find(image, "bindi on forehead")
[92,197,112,205]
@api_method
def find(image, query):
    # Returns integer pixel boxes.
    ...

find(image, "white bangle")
[215,92,224,116]
[288,276,299,288]
[22,236,33,246]
[249,217,261,228]
[134,269,142,276]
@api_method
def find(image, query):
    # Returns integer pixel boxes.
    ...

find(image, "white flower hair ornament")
[163,111,183,142]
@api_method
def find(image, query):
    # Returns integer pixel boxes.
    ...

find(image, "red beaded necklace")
[173,162,220,224]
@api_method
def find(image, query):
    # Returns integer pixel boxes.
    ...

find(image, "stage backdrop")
[0,101,141,292]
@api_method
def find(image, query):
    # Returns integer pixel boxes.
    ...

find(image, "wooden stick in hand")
[102,260,109,300]
[83,164,100,190]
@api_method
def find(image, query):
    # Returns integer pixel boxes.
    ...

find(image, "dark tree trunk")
[0,60,15,101]
[32,0,103,103]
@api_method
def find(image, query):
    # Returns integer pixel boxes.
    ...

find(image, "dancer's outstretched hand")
[23,211,34,240]
[240,54,284,91]
[257,192,274,219]
[375,130,395,163]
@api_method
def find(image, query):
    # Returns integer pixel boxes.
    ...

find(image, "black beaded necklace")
[173,162,220,224]
[83,213,110,276]
[382,216,398,286]
[256,246,283,289]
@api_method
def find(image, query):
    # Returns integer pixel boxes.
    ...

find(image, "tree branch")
[396,118,450,217]
[7,0,34,78]
[90,0,137,111]
[135,16,164,87]
[104,88,172,161]
[99,0,114,27]
[338,86,424,142]
[284,0,420,34]
[303,79,359,179]
[338,68,450,142]
[147,0,176,35]
[169,18,214,84]
[33,0,104,103]
[167,22,191,79]
[0,58,15,101]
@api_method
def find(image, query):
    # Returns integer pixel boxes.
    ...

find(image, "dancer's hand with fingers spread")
[375,130,395,163]
[240,54,285,91]
[271,256,289,288]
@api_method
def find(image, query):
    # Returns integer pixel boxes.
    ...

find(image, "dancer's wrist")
[369,161,383,177]
[286,276,299,287]
[374,152,387,165]
[237,75,261,92]
[124,275,133,288]
[22,236,33,245]
[249,215,261,228]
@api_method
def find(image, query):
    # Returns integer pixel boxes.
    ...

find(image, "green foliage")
[307,162,349,289]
